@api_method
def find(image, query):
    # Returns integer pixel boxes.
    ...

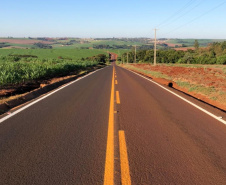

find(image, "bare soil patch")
[174,47,195,51]
[0,39,53,45]
[157,41,182,47]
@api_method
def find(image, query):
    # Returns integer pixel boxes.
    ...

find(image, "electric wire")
[159,0,204,29]
[156,0,197,28]
[160,1,226,38]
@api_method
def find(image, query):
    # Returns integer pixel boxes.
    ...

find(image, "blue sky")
[1,0,226,39]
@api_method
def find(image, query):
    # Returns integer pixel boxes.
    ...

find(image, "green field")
[167,39,226,47]
[0,59,98,87]
[0,49,107,60]
[91,40,143,46]
[0,38,146,49]
[8,43,34,48]
[52,39,144,49]
[1,38,225,49]
[0,48,109,87]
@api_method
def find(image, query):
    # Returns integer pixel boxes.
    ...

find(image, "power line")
[162,1,226,37]
[159,0,204,29]
[156,0,197,28]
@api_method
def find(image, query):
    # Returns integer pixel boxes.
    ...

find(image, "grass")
[163,63,226,71]
[121,64,171,80]
[175,80,221,99]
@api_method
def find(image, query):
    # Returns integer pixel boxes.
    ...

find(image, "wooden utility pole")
[134,45,136,63]
[127,52,129,63]
[154,28,158,66]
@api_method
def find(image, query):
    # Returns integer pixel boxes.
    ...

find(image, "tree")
[194,40,199,50]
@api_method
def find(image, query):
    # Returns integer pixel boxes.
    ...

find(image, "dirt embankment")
[121,64,226,111]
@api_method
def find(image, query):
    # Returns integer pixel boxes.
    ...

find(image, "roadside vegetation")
[0,50,109,88]
[117,40,226,110]
[167,39,226,47]
[119,41,226,65]
[0,57,96,87]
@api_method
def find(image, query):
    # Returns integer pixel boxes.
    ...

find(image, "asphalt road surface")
[0,64,226,185]
[0,67,112,184]
[115,65,226,185]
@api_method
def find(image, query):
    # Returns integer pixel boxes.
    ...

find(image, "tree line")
[0,43,10,48]
[93,44,154,50]
[119,41,226,65]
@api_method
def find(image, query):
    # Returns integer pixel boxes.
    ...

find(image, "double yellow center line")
[104,66,131,185]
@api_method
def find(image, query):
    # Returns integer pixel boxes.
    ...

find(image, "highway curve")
[0,64,226,184]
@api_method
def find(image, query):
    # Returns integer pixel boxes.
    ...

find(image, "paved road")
[115,65,226,185]
[1,64,226,185]
[0,67,112,184]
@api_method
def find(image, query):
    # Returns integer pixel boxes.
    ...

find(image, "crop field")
[0,59,98,87]
[0,49,106,60]
[0,48,108,88]
[0,38,145,49]
[53,40,144,49]
[167,39,226,47]
[91,40,144,46]
[1,38,226,50]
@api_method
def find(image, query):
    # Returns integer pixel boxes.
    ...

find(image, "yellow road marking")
[115,80,118,85]
[116,91,120,104]
[104,66,115,185]
[119,130,131,185]
[115,75,117,78]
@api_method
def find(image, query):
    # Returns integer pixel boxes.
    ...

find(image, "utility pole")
[134,45,136,63]
[154,28,158,66]
[127,52,129,63]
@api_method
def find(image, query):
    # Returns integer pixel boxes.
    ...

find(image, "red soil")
[174,47,195,51]
[0,39,53,45]
[157,41,182,47]
[166,43,182,47]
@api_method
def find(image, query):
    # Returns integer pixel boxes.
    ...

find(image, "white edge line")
[122,67,226,125]
[0,67,108,124]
